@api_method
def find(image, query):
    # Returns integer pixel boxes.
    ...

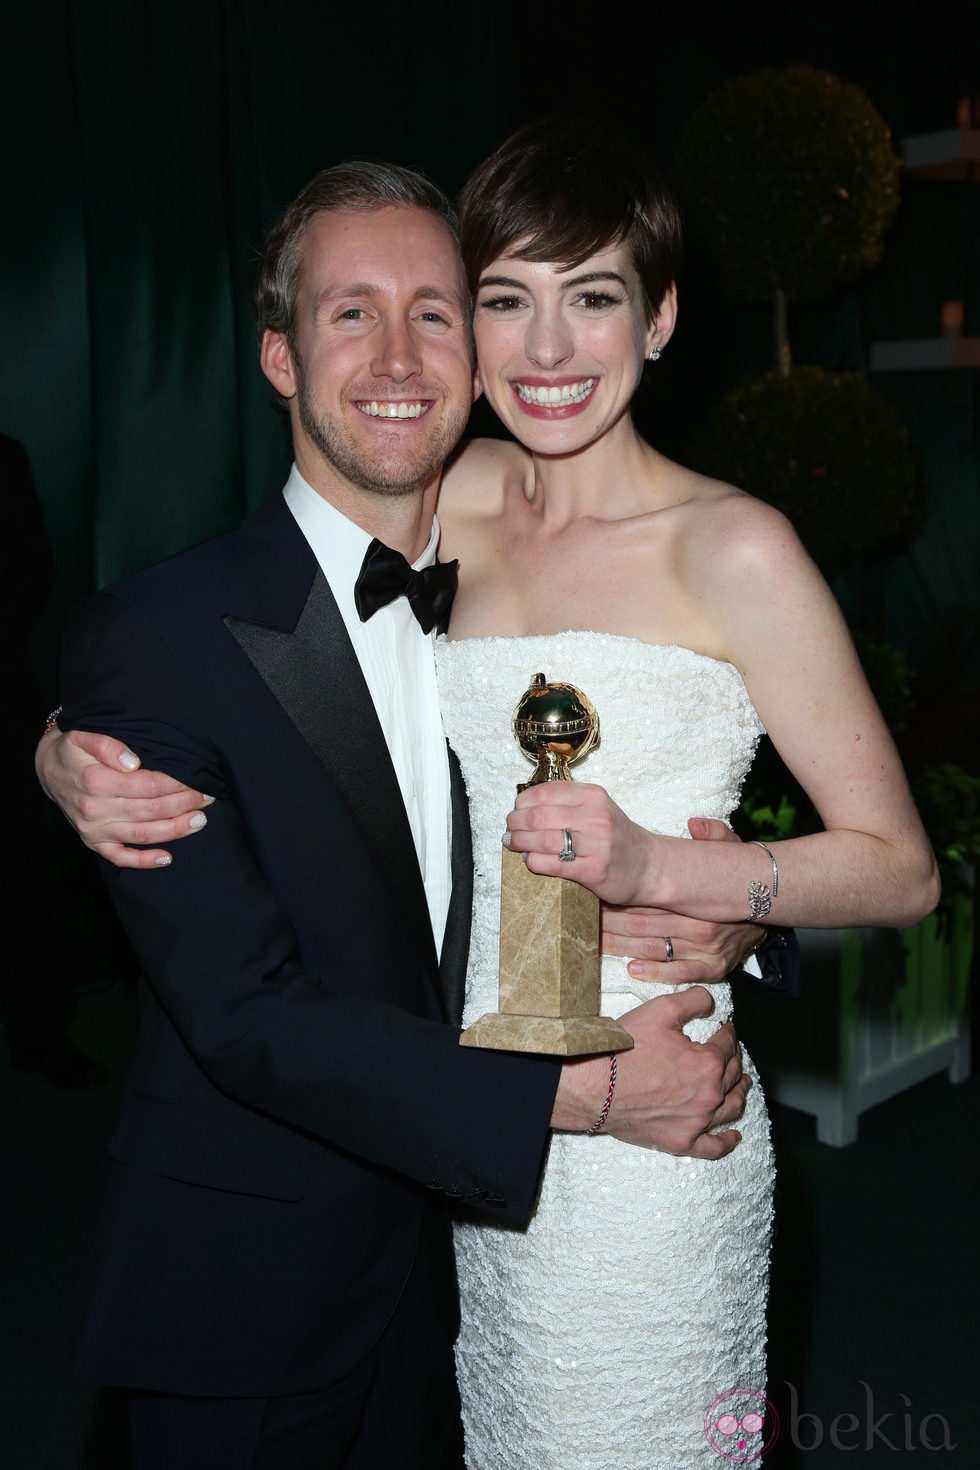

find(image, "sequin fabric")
[435,632,775,1470]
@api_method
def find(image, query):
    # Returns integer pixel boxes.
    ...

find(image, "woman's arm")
[37,726,774,982]
[507,501,940,929]
[36,726,211,867]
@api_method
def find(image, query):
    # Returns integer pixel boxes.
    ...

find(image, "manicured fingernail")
[119,750,140,771]
[189,812,207,830]
[155,854,172,866]
[501,832,511,848]
[201,795,215,806]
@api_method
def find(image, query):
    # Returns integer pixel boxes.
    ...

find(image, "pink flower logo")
[704,1389,780,1462]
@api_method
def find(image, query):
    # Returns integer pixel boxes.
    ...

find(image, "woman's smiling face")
[472,240,671,454]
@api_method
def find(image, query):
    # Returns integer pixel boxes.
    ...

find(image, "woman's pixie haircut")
[458,118,683,322]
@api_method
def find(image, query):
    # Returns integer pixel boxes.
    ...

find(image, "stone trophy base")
[460,846,635,1057]
[459,1011,634,1055]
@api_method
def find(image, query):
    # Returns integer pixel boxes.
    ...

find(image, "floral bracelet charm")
[747,840,778,920]
[747,880,773,920]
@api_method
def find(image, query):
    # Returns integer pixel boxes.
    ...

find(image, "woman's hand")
[503,780,664,907]
[509,792,766,974]
[35,728,211,869]
[601,819,763,981]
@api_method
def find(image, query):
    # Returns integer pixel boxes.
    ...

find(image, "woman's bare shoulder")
[439,437,532,526]
[671,467,806,575]
[648,467,831,676]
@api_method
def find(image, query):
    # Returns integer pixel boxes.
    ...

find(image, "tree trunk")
[774,289,791,377]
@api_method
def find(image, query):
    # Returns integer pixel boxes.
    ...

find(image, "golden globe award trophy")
[460,673,634,1056]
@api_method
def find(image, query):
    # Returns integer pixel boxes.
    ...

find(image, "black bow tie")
[354,538,459,634]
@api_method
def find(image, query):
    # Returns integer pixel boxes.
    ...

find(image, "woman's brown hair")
[459,117,682,322]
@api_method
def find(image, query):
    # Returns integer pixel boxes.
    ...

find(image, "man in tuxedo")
[45,162,778,1468]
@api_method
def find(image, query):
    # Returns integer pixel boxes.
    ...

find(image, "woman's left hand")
[602,819,764,981]
[504,781,661,906]
[601,905,763,982]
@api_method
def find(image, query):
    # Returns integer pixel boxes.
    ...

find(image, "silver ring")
[558,828,576,862]
[663,936,674,962]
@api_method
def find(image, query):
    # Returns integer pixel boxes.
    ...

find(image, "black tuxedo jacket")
[60,494,561,1397]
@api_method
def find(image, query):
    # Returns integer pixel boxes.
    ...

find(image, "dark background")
[1,0,977,703]
[1,2,978,1466]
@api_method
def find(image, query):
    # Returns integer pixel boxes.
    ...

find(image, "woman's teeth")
[514,379,596,406]
[356,401,429,418]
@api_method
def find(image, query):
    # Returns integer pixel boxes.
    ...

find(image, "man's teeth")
[514,379,596,406]
[356,401,429,418]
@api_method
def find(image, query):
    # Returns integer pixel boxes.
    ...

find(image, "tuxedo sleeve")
[60,589,559,1225]
[728,928,800,997]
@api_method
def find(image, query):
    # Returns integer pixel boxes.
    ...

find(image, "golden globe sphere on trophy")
[460,673,634,1056]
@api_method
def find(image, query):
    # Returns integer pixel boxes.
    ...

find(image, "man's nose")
[523,308,573,370]
[371,318,422,381]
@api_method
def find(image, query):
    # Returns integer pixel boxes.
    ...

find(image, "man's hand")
[35,728,211,869]
[551,987,749,1160]
[599,817,763,981]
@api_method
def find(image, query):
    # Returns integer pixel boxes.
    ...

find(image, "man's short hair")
[254,161,459,350]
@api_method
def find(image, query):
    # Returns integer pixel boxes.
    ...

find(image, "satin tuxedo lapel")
[223,498,439,984]
[439,745,472,1028]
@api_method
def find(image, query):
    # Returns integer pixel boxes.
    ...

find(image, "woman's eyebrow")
[559,271,629,290]
[477,271,629,291]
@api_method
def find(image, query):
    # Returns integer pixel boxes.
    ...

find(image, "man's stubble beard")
[295,366,469,499]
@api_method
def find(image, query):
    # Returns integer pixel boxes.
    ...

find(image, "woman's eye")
[479,295,524,312]
[575,291,620,310]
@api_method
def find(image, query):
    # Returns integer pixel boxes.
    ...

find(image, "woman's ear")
[645,282,678,358]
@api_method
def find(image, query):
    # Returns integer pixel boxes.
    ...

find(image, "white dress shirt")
[283,464,452,958]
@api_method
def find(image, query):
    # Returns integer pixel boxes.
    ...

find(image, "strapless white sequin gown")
[435,632,775,1470]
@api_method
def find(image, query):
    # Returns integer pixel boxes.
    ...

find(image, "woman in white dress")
[430,118,937,1468]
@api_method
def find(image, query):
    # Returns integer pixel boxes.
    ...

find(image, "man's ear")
[260,329,297,401]
[644,282,678,358]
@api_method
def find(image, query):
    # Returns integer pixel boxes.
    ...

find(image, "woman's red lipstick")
[510,376,597,418]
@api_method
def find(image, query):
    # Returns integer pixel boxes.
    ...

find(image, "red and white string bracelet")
[587,1052,618,1135]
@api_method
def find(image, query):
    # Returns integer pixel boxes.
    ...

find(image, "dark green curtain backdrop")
[1,1,510,694]
[2,0,978,705]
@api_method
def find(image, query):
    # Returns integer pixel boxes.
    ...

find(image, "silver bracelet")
[748,840,778,920]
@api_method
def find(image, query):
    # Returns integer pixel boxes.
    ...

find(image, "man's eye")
[418,310,450,326]
[337,308,366,321]
[479,295,524,312]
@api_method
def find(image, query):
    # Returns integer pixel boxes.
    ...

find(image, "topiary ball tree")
[697,367,915,565]
[673,65,901,373]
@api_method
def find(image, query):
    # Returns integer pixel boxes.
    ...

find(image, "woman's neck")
[522,417,664,528]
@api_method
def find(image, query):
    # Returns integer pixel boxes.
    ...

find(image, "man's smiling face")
[263,205,477,500]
